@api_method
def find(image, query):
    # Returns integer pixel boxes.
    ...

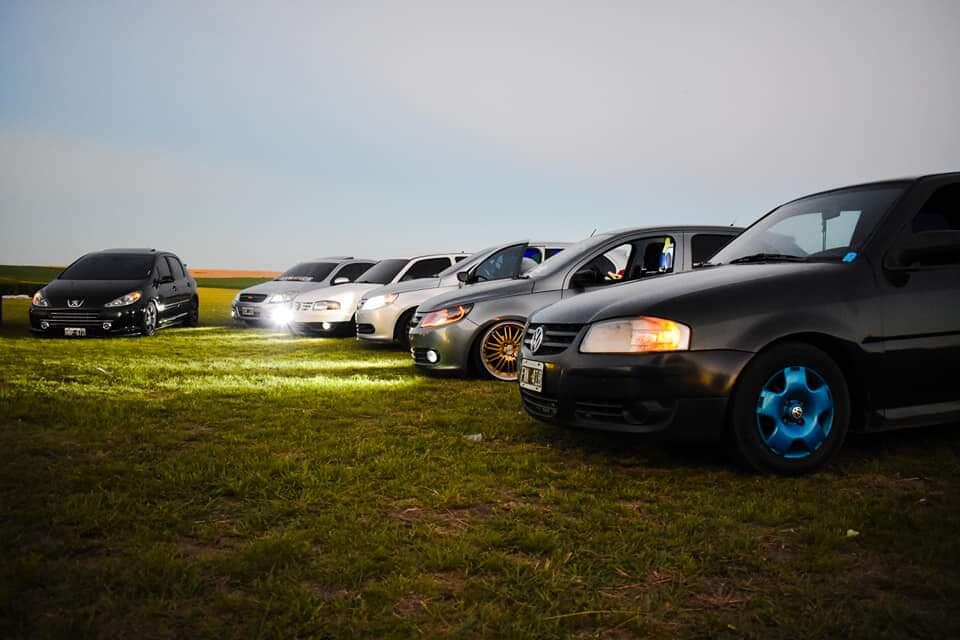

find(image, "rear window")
[60,254,154,280]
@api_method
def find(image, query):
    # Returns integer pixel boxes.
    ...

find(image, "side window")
[454,255,468,263]
[913,184,960,232]
[575,243,634,288]
[473,244,526,281]
[692,234,735,266]
[400,257,453,282]
[545,247,564,259]
[334,262,372,283]
[626,236,675,280]
[155,257,172,280]
[166,256,186,280]
[523,247,543,264]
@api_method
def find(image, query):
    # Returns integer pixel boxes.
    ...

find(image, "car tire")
[728,342,850,475]
[395,309,416,350]
[473,320,525,381]
[186,297,200,327]
[140,300,159,337]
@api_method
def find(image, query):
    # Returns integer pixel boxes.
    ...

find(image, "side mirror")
[456,271,472,284]
[332,276,350,285]
[569,266,600,289]
[885,230,960,270]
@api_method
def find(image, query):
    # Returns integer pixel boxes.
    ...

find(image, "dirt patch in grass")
[390,502,496,534]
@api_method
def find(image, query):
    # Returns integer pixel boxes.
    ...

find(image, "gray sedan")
[408,226,742,381]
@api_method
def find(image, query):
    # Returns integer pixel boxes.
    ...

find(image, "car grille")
[523,323,584,355]
[574,400,627,423]
[239,293,267,303]
[356,323,375,335]
[294,302,312,311]
[520,389,559,418]
[47,310,103,325]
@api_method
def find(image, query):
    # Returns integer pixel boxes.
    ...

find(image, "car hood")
[239,280,320,296]
[293,282,379,302]
[532,262,849,324]
[366,277,443,299]
[419,278,534,311]
[40,279,146,307]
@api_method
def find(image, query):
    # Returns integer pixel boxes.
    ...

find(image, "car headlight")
[312,300,341,311]
[104,291,143,308]
[32,290,49,307]
[580,316,690,353]
[421,304,472,328]
[362,293,398,310]
[267,293,294,304]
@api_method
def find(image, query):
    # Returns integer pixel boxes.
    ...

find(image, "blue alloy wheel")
[755,366,834,459]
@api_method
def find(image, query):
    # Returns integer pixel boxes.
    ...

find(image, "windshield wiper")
[728,253,807,265]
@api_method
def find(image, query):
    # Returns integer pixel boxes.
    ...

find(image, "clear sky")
[2,0,958,269]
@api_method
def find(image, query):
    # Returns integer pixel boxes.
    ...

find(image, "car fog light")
[426,349,439,363]
[102,322,112,330]
[40,321,50,330]
[322,322,332,330]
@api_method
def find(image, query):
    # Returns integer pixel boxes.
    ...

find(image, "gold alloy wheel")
[480,321,526,381]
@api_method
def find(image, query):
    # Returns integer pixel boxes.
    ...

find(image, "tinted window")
[692,234,736,265]
[155,257,172,280]
[400,257,453,282]
[357,259,409,284]
[712,187,905,264]
[277,262,337,282]
[545,247,564,259]
[913,184,960,232]
[333,262,373,283]
[523,247,543,263]
[165,256,186,279]
[454,255,467,262]
[60,254,155,280]
[474,244,526,281]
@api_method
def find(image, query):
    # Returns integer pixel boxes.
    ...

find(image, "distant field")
[1,288,959,638]
[0,265,274,291]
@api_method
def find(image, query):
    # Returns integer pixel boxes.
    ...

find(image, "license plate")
[240,307,257,317]
[64,327,87,337]
[519,359,544,392]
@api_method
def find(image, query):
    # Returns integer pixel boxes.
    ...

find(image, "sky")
[1,0,959,269]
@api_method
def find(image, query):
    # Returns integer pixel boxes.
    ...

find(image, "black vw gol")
[519,173,960,474]
[30,248,199,337]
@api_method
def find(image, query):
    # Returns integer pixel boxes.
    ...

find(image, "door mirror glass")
[456,271,471,284]
[570,266,602,289]
[331,276,350,285]
[886,230,960,269]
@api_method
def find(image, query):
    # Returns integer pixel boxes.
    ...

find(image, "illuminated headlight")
[580,316,690,353]
[270,306,294,325]
[104,291,143,307]
[421,304,472,329]
[312,300,341,311]
[32,290,49,307]
[361,293,398,310]
[267,293,294,304]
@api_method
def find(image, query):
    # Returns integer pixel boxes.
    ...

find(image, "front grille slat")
[524,323,584,355]
[356,323,375,335]
[239,293,268,303]
[521,390,558,418]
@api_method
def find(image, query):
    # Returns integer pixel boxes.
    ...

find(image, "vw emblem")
[790,405,804,421]
[530,326,545,354]
[67,299,84,308]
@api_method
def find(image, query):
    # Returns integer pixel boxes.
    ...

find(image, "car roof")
[601,225,744,236]
[791,171,960,202]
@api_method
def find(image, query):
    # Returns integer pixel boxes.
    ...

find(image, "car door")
[878,180,960,420]
[165,255,192,317]
[153,256,176,321]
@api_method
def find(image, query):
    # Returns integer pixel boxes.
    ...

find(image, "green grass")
[0,265,270,291]
[1,289,959,638]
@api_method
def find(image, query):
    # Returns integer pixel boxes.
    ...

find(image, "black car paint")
[521,173,960,438]
[29,249,197,336]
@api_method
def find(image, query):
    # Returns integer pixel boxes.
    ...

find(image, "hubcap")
[755,366,834,459]
[481,322,525,381]
[144,304,156,329]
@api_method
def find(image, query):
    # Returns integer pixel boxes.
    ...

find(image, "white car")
[232,257,376,327]
[289,253,469,336]
[355,241,568,348]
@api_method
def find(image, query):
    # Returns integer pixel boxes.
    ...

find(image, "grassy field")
[2,289,959,638]
[0,265,271,291]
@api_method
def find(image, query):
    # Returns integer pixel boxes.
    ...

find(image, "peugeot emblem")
[530,326,545,354]
[790,405,804,421]
[67,299,84,308]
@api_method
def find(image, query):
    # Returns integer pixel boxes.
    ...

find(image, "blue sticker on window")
[842,252,858,263]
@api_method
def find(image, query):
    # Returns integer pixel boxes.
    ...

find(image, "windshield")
[276,262,337,282]
[522,233,614,279]
[59,254,154,280]
[711,186,906,264]
[357,259,408,284]
[436,245,500,277]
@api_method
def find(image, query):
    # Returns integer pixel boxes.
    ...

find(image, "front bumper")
[519,349,754,440]
[29,304,145,336]
[288,320,354,337]
[355,305,403,344]
[408,319,480,373]
[232,302,292,326]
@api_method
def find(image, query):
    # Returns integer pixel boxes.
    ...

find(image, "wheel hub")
[755,366,834,459]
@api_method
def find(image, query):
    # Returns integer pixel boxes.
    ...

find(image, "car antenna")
[589,228,597,237]
[730,217,737,227]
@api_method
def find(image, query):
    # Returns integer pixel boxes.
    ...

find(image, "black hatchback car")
[519,172,960,474]
[30,249,198,337]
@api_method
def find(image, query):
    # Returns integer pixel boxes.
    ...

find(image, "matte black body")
[29,249,197,336]
[521,173,960,437]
